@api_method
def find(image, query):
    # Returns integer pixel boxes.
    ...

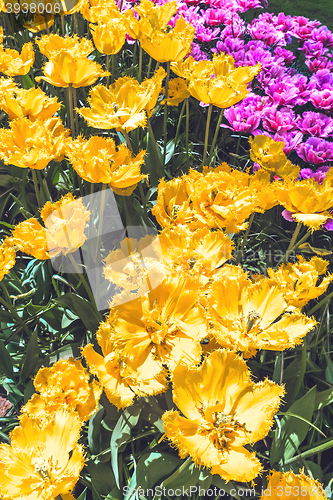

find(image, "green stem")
[111,54,116,85]
[95,184,107,306]
[185,98,189,169]
[235,212,255,265]
[67,84,75,138]
[207,108,224,166]
[202,103,213,167]
[146,56,152,79]
[282,222,302,264]
[138,44,142,83]
[174,99,186,146]
[308,289,333,317]
[72,87,79,136]
[43,12,50,34]
[147,118,163,180]
[163,61,171,165]
[61,15,65,36]
[73,12,79,34]
[139,182,149,226]
[122,130,132,152]
[37,170,50,203]
[106,54,110,86]
[31,169,42,207]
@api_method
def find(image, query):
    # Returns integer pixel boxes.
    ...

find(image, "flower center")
[245,310,261,333]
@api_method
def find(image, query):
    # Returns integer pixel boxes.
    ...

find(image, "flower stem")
[147,118,163,180]
[67,84,75,138]
[138,44,142,83]
[106,54,110,86]
[43,12,50,34]
[202,103,213,167]
[186,98,189,169]
[61,15,65,36]
[163,61,171,165]
[72,87,79,137]
[207,108,224,166]
[282,222,302,264]
[111,54,116,85]
[235,212,255,265]
[68,254,102,321]
[174,99,186,146]
[31,169,42,207]
[122,130,133,152]
[146,56,152,79]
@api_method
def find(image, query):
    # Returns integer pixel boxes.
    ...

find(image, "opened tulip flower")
[261,470,328,500]
[162,349,284,482]
[0,238,15,281]
[12,193,90,259]
[77,67,166,131]
[124,0,177,39]
[0,116,68,169]
[139,17,195,63]
[24,14,55,33]
[65,135,147,195]
[266,256,333,308]
[249,135,300,179]
[90,19,127,55]
[21,358,102,421]
[36,50,108,88]
[172,53,261,108]
[205,265,317,357]
[0,409,85,500]
[161,77,190,106]
[0,81,60,120]
[36,34,94,58]
[277,169,333,231]
[81,0,122,23]
[0,29,34,76]
[87,276,207,402]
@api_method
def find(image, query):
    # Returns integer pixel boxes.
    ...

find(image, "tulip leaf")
[124,452,181,500]
[20,329,40,383]
[87,461,117,498]
[270,386,316,466]
[88,406,105,456]
[0,340,14,380]
[324,353,333,384]
[111,402,143,489]
[54,293,100,333]
[315,387,333,410]
[298,242,333,256]
[21,74,34,89]
[153,458,211,500]
[211,476,243,500]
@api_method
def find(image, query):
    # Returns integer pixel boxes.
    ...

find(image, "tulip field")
[0,0,333,499]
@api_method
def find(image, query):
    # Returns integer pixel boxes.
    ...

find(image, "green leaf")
[87,461,117,497]
[88,406,104,456]
[0,340,14,380]
[21,74,34,89]
[270,386,316,466]
[54,293,100,333]
[111,402,143,489]
[211,476,243,500]
[315,387,333,410]
[325,354,333,384]
[20,329,39,383]
[153,457,211,500]
[281,353,306,409]
[124,452,181,500]
[141,398,165,433]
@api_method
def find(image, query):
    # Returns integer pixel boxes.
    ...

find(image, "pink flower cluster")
[141,0,333,172]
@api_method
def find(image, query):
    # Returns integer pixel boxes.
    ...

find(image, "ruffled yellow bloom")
[0,409,85,500]
[81,0,122,23]
[261,470,328,500]
[276,171,333,231]
[0,238,15,281]
[249,135,300,179]
[156,226,233,281]
[0,81,60,120]
[92,276,207,395]
[24,14,55,33]
[36,50,108,88]
[65,135,147,195]
[139,17,195,63]
[162,349,284,482]
[0,117,68,170]
[21,358,102,421]
[266,256,333,308]
[12,194,90,259]
[90,19,127,55]
[124,0,177,39]
[172,53,261,108]
[36,34,94,58]
[153,164,277,233]
[104,234,165,301]
[0,37,34,77]
[205,265,317,357]
[77,67,166,131]
[161,77,190,106]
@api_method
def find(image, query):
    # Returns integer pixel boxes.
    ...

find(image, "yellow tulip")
[90,19,127,55]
